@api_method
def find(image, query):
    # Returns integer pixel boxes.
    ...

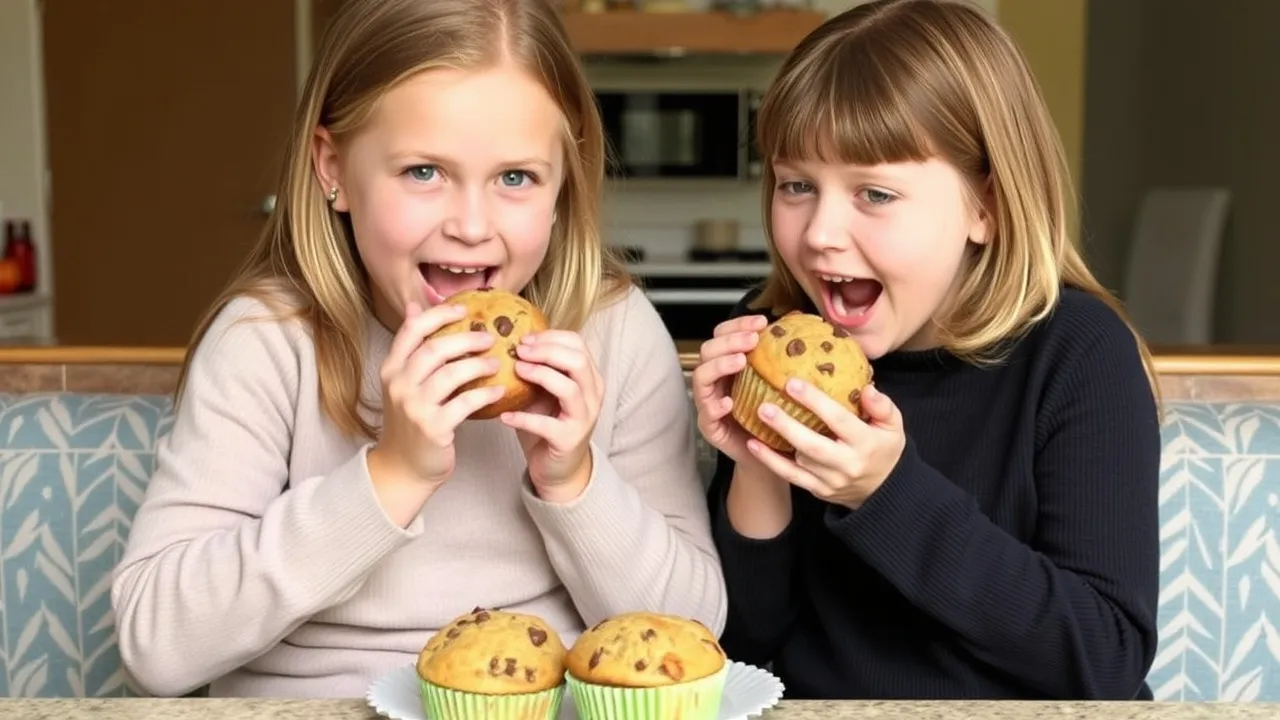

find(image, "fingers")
[782,378,870,444]
[690,354,745,409]
[499,409,561,442]
[395,330,495,396]
[513,360,578,410]
[514,335,601,406]
[435,385,506,429]
[860,384,902,428]
[712,314,768,339]
[383,302,467,376]
[754,402,844,467]
[698,324,761,364]
[746,438,827,498]
[419,355,500,406]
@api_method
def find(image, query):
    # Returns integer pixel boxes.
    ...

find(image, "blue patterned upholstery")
[0,392,1277,700]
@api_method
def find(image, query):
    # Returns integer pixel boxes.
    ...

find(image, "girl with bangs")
[111,0,725,699]
[695,0,1160,701]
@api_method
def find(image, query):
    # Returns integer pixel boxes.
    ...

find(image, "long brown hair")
[752,0,1158,395]
[175,0,630,438]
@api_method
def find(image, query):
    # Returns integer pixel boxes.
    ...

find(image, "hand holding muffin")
[500,329,604,503]
[691,314,772,466]
[730,312,904,510]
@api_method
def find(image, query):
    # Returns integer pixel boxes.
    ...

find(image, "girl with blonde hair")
[112,0,725,698]
[694,0,1159,701]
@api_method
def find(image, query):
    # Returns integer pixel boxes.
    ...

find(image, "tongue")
[838,279,881,309]
[424,265,487,300]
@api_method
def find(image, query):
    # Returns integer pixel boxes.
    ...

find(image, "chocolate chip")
[470,320,486,332]
[525,667,536,683]
[472,606,485,614]
[821,341,833,353]
[474,611,491,623]
[488,656,500,675]
[495,315,515,337]
[640,629,657,641]
[659,653,685,682]
[504,658,518,676]
[589,648,604,670]
[816,362,835,376]
[786,339,806,357]
[769,325,786,338]
[833,327,849,338]
[849,389,861,406]
[446,627,461,639]
[634,659,648,671]
[528,627,548,647]
[507,344,518,359]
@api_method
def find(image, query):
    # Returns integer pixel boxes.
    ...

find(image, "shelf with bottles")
[560,0,824,56]
[0,220,39,296]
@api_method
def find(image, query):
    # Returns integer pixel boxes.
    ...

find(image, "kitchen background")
[0,0,1271,350]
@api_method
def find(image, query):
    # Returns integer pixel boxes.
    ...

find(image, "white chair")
[1122,187,1231,346]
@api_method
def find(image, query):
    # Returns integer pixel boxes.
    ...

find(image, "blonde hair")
[175,0,630,439]
[752,0,1158,393]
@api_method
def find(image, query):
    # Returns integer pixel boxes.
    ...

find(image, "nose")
[441,187,494,245]
[803,193,854,253]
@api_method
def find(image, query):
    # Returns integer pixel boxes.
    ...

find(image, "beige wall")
[998,0,1088,209]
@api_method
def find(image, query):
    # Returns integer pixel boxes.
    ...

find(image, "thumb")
[861,384,901,428]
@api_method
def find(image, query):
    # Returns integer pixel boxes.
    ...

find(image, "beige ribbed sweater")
[111,286,726,698]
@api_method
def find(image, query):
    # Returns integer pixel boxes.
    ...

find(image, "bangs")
[762,39,936,167]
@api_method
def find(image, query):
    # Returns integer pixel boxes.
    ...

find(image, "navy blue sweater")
[708,287,1161,700]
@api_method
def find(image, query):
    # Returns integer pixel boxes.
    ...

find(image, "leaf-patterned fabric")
[0,392,1276,700]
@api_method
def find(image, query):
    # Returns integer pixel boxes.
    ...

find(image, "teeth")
[438,265,486,275]
[819,273,855,284]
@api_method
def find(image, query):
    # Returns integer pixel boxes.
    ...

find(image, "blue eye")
[779,181,814,195]
[500,170,533,188]
[407,165,437,182]
[863,188,894,204]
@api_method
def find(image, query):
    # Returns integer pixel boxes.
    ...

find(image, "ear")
[311,125,349,212]
[967,177,995,245]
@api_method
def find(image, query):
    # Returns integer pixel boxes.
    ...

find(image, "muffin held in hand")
[427,288,549,420]
[416,607,567,719]
[730,311,873,453]
[565,612,728,720]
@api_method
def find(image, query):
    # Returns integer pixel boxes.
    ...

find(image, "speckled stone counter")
[0,699,1277,719]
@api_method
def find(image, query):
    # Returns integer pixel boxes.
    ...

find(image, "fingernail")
[786,379,803,396]
[759,404,777,420]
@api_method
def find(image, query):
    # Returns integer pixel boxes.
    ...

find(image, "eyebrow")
[389,151,553,171]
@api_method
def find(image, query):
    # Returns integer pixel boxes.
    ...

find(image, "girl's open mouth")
[420,263,496,304]
[819,273,882,329]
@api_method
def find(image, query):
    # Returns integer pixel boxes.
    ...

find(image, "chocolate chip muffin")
[428,288,549,420]
[416,607,567,719]
[564,612,729,720]
[730,311,873,453]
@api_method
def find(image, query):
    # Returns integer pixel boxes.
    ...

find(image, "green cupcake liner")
[566,664,728,720]
[420,677,564,719]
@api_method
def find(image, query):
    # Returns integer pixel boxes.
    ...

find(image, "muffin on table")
[730,310,873,454]
[416,607,567,719]
[564,611,729,720]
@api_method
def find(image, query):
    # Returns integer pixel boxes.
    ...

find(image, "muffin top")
[745,311,873,414]
[565,612,726,688]
[417,607,567,695]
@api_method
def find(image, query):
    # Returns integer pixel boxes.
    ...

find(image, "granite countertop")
[1,699,1277,719]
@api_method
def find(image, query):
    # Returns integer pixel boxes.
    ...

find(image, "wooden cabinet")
[562,9,825,55]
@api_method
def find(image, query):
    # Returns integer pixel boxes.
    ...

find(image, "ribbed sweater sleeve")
[522,290,728,634]
[825,305,1162,699]
[707,457,799,665]
[110,298,422,697]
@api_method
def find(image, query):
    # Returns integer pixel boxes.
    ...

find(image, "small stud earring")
[327,187,339,204]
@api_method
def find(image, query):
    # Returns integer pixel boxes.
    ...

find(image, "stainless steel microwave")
[594,89,761,180]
